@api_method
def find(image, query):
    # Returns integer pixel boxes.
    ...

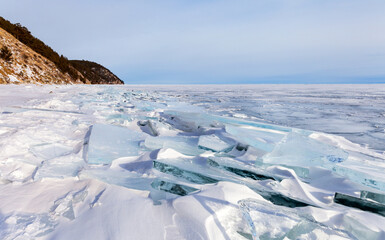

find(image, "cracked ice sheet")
[1,84,385,239]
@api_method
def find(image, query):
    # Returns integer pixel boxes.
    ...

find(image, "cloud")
[1,0,385,83]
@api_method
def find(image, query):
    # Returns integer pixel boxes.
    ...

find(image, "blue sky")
[1,0,385,84]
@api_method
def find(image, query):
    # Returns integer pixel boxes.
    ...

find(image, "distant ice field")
[128,84,385,153]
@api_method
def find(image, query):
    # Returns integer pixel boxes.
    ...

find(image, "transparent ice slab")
[87,124,145,164]
[144,136,204,156]
[361,191,385,204]
[29,143,73,161]
[331,165,385,192]
[225,125,285,152]
[198,134,235,152]
[334,192,385,217]
[80,168,153,191]
[262,132,349,167]
[150,179,199,196]
[207,157,277,181]
[238,198,349,240]
[34,157,84,180]
[153,160,218,184]
[162,110,293,133]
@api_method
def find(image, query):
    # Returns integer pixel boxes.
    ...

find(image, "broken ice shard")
[225,125,285,152]
[361,190,385,204]
[197,134,235,152]
[80,168,153,191]
[257,191,311,208]
[30,143,73,160]
[262,132,348,167]
[238,198,348,240]
[34,157,84,180]
[137,120,159,136]
[153,161,218,184]
[334,192,385,217]
[331,165,385,192]
[87,124,145,164]
[207,157,276,181]
[150,179,199,196]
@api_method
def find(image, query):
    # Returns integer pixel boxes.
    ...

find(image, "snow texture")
[0,84,385,240]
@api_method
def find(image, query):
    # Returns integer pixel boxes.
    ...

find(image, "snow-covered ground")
[0,84,385,240]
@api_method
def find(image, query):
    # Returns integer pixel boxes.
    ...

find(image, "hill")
[0,17,123,84]
[70,60,123,85]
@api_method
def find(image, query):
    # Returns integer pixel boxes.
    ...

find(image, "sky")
[1,0,385,84]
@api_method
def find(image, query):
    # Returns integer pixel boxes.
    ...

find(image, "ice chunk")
[361,191,385,204]
[106,113,133,124]
[162,110,292,133]
[0,160,37,182]
[153,161,218,184]
[33,156,84,180]
[332,165,385,192]
[225,125,285,152]
[262,132,349,167]
[198,134,235,152]
[238,198,349,240]
[161,111,218,132]
[334,192,385,217]
[138,120,159,136]
[29,143,73,160]
[87,124,145,164]
[151,179,199,196]
[144,136,204,156]
[80,168,153,191]
[257,191,311,208]
[207,157,276,181]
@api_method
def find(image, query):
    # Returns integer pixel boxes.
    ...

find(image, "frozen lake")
[0,84,385,239]
[128,84,385,153]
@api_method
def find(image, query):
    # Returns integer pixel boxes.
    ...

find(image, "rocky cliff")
[0,27,83,84]
[0,17,123,84]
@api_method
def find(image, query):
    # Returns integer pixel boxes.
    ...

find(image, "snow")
[8,75,20,83]
[0,84,385,239]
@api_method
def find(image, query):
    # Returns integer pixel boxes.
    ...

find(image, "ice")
[238,198,349,240]
[137,120,159,136]
[33,156,84,180]
[150,179,199,196]
[153,160,218,184]
[1,85,385,239]
[198,134,235,152]
[334,192,385,217]
[262,132,349,167]
[361,191,385,204]
[225,125,285,152]
[0,213,57,239]
[87,124,145,164]
[331,164,385,191]
[29,143,73,161]
[144,136,204,156]
[207,157,277,181]
[79,168,153,191]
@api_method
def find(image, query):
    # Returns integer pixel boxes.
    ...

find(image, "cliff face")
[0,27,84,84]
[71,60,124,85]
[0,17,124,84]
